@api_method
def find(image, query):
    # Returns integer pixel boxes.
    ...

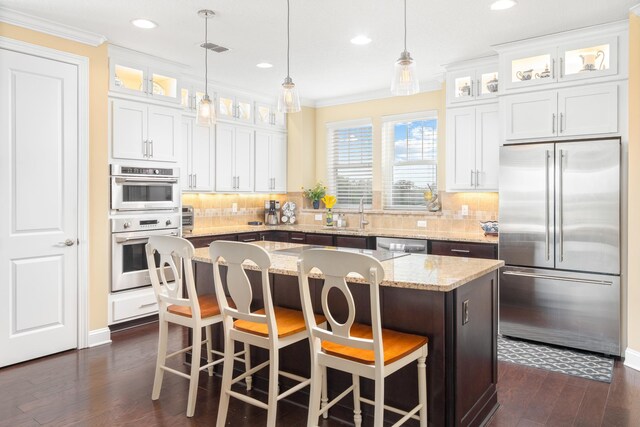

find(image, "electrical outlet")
[463,300,470,325]
[417,220,427,228]
[314,214,323,221]
[232,203,238,213]
[461,204,469,216]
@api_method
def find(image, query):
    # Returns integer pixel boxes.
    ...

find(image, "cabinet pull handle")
[139,302,157,308]
[149,139,154,157]
[470,80,475,98]
[560,112,564,133]
[470,169,474,187]
[236,176,239,189]
[143,140,148,157]
[560,57,564,78]
[451,249,471,254]
[242,238,256,242]
[475,170,480,188]
[194,174,197,188]
[552,113,556,133]
[477,79,481,97]
[552,59,556,79]
[291,237,305,241]
[188,174,192,188]
[149,78,154,96]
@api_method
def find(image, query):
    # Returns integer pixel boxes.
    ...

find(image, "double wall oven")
[110,164,181,293]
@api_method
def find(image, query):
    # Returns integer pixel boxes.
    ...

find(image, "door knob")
[59,239,75,246]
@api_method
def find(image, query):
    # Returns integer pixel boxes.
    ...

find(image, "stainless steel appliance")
[499,138,621,355]
[111,212,180,292]
[264,200,281,225]
[182,205,194,234]
[376,237,428,254]
[111,164,180,212]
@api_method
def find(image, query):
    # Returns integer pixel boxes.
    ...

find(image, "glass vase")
[326,208,333,227]
[313,200,320,209]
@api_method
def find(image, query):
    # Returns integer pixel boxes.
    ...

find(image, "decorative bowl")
[480,221,498,235]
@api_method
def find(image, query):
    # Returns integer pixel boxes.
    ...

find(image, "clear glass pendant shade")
[196,95,216,126]
[391,51,419,96]
[278,77,301,113]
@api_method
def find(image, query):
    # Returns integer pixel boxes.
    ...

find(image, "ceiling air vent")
[201,42,229,53]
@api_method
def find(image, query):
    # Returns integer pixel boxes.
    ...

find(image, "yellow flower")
[321,195,336,209]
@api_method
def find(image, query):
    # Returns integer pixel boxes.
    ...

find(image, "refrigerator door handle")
[545,150,550,261]
[502,270,613,286]
[558,149,565,262]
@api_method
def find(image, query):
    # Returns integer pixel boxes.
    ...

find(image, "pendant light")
[391,0,419,96]
[277,0,301,113]
[197,9,216,126]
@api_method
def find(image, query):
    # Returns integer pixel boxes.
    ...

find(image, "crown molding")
[312,76,444,108]
[631,4,640,16]
[0,7,107,46]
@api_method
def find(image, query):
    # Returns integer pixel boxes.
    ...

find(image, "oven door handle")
[115,231,178,243]
[114,177,179,184]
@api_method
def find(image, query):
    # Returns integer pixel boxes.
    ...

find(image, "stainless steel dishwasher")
[376,237,428,254]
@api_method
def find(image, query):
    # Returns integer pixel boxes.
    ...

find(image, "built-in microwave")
[110,164,180,212]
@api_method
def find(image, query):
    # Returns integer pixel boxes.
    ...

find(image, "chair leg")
[373,373,384,427]
[216,336,234,427]
[352,374,362,427]
[307,360,323,427]
[151,318,168,400]
[244,342,252,390]
[266,348,279,427]
[418,355,428,427]
[321,365,328,419]
[205,325,214,377]
[186,326,202,417]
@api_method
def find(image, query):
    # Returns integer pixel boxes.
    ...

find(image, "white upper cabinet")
[255,131,287,193]
[496,22,626,93]
[502,83,618,141]
[217,92,253,124]
[255,102,286,130]
[446,104,499,191]
[111,99,179,162]
[180,80,208,114]
[446,57,499,106]
[181,117,214,192]
[215,124,254,192]
[110,58,181,104]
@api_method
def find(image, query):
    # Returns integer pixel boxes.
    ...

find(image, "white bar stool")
[145,235,248,417]
[209,241,327,427]
[298,249,429,427]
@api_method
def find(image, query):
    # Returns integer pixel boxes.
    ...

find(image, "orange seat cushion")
[234,307,325,338]
[321,323,428,365]
[167,295,222,319]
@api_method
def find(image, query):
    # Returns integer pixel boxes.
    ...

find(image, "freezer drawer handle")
[502,270,613,286]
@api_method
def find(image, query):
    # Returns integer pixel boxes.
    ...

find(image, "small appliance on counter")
[182,205,194,234]
[264,200,281,225]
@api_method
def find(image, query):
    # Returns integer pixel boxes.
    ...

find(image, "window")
[326,120,373,208]
[382,112,438,209]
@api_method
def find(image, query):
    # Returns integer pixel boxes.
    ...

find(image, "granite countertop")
[185,224,499,244]
[193,241,504,292]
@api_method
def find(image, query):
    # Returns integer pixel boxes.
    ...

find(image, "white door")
[558,84,618,137]
[216,124,235,191]
[254,131,272,192]
[147,105,178,162]
[111,99,147,160]
[191,121,214,192]
[234,127,254,192]
[271,133,287,192]
[0,49,79,367]
[503,91,558,140]
[475,104,500,191]
[446,107,476,191]
[180,118,192,190]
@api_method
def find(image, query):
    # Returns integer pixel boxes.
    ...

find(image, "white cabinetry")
[255,131,287,193]
[445,57,499,106]
[446,104,499,191]
[255,102,286,130]
[109,58,181,104]
[216,124,254,192]
[217,92,253,124]
[108,287,158,325]
[181,117,214,192]
[503,83,618,141]
[180,80,207,114]
[111,99,179,162]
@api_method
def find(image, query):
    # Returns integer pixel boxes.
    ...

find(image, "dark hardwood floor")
[1,322,638,426]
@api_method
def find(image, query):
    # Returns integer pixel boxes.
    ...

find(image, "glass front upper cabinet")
[112,64,146,95]
[559,37,617,81]
[447,64,499,104]
[217,94,253,124]
[110,60,181,103]
[508,52,554,88]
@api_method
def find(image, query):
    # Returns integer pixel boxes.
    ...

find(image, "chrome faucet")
[359,196,369,229]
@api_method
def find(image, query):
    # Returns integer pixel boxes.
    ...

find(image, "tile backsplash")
[183,191,498,235]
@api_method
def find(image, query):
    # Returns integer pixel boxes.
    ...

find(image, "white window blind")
[382,112,438,209]
[327,121,373,208]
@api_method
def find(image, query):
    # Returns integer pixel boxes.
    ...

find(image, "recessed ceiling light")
[350,35,372,45]
[131,19,158,29]
[256,62,274,69]
[490,0,517,10]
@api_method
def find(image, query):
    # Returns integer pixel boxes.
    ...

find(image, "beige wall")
[627,13,640,354]
[286,106,316,190]
[0,23,110,331]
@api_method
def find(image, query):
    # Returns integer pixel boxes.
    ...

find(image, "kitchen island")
[191,242,504,426]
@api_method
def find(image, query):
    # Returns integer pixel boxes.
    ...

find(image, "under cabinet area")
[215,124,255,192]
[446,104,499,191]
[111,99,180,162]
[180,117,214,192]
[254,131,287,193]
[502,83,618,141]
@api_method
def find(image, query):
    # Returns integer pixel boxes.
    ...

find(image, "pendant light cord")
[404,0,407,52]
[286,0,291,79]
[204,14,208,96]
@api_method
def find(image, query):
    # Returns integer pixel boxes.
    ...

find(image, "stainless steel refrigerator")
[499,138,620,356]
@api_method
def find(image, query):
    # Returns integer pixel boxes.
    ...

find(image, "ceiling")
[1,0,637,103]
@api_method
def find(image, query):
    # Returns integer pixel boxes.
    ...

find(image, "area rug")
[498,335,614,383]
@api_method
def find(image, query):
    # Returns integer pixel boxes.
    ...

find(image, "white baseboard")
[88,328,112,347]
[624,347,640,372]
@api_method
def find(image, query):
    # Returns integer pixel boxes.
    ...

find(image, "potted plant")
[302,183,327,209]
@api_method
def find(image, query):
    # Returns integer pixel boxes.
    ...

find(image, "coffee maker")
[264,200,281,225]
